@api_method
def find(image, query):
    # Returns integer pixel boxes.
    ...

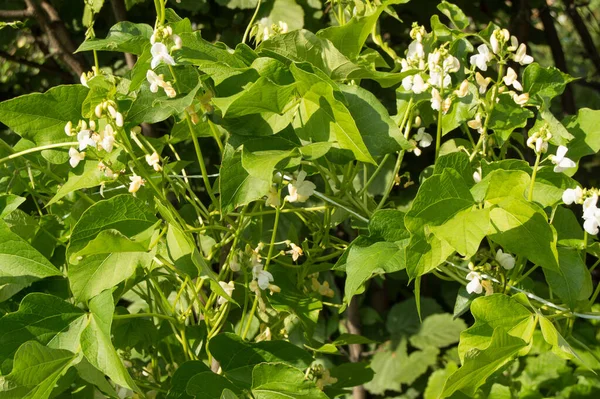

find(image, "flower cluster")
[64,118,117,168]
[563,187,600,235]
[252,19,289,44]
[465,249,515,295]
[400,24,463,114]
[146,25,180,97]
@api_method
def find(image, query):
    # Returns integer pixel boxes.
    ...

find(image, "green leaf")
[0,195,25,219]
[0,85,88,163]
[219,144,293,213]
[0,341,77,399]
[293,82,375,164]
[76,22,153,55]
[213,77,297,118]
[209,333,313,388]
[47,160,112,206]
[67,195,158,302]
[409,313,467,350]
[343,241,407,304]
[386,297,443,337]
[405,169,474,234]
[316,5,388,59]
[477,169,530,203]
[488,197,559,271]
[437,1,469,30]
[405,232,455,278]
[81,289,138,391]
[166,360,211,399]
[177,32,248,68]
[0,293,85,373]
[458,294,536,361]
[430,206,490,258]
[532,167,577,208]
[186,371,241,398]
[441,84,477,135]
[251,363,328,399]
[442,328,527,397]
[522,63,576,105]
[71,227,156,260]
[488,94,534,141]
[0,220,61,298]
[539,316,581,360]
[365,339,439,394]
[563,108,600,161]
[127,69,202,125]
[339,84,411,155]
[368,209,410,242]
[543,248,592,309]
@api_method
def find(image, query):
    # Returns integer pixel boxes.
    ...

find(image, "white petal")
[466,277,483,294]
[584,218,600,235]
[556,145,569,160]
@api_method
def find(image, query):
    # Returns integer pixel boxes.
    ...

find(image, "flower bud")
[115,112,124,127]
[64,121,73,136]
[95,104,103,118]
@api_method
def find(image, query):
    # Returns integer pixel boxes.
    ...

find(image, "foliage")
[1,0,600,398]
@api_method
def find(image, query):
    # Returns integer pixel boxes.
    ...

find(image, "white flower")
[467,114,483,133]
[77,129,96,151]
[507,35,519,51]
[150,42,176,69]
[512,92,529,106]
[466,271,483,294]
[562,186,583,205]
[217,281,235,305]
[514,43,534,65]
[68,147,85,168]
[129,175,145,193]
[265,186,281,208]
[80,73,88,87]
[583,193,598,220]
[551,145,576,173]
[536,137,548,154]
[455,80,469,98]
[115,112,124,127]
[145,152,162,172]
[582,194,600,235]
[503,67,523,91]
[411,74,428,94]
[407,40,424,60]
[473,167,482,183]
[286,243,303,261]
[65,121,74,136]
[278,21,288,33]
[147,70,162,93]
[172,34,182,50]
[490,31,500,54]
[431,87,442,111]
[94,104,103,118]
[428,70,451,89]
[495,249,515,270]
[230,253,241,272]
[414,127,432,148]
[252,263,274,290]
[470,44,493,71]
[475,72,491,94]
[285,171,316,203]
[443,56,460,73]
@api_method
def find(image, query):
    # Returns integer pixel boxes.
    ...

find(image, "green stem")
[527,152,541,202]
[113,312,177,323]
[435,77,445,160]
[0,142,78,166]
[242,0,261,44]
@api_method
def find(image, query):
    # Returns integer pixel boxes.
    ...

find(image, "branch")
[539,3,576,114]
[0,9,33,19]
[347,297,366,399]
[23,0,87,76]
[562,0,600,73]
[0,49,72,79]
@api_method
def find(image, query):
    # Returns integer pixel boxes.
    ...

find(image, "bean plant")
[0,0,600,398]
